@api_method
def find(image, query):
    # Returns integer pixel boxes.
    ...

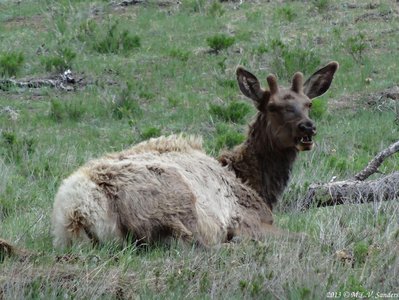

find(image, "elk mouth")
[295,135,314,151]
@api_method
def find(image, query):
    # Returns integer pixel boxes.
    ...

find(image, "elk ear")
[303,61,339,99]
[236,67,267,107]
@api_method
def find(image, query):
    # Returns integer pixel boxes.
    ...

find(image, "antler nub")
[267,75,278,95]
[291,72,304,93]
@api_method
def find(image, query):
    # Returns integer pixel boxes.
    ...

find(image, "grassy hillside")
[0,0,398,298]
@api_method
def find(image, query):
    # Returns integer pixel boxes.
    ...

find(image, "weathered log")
[299,140,399,210]
[299,172,399,210]
[0,70,79,91]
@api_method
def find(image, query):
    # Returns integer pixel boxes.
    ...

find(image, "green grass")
[0,0,398,298]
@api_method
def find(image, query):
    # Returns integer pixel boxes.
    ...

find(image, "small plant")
[354,241,369,265]
[206,34,235,54]
[338,275,369,295]
[268,38,321,80]
[140,126,161,140]
[275,5,297,22]
[345,33,367,63]
[41,47,76,72]
[210,101,251,124]
[1,131,35,163]
[312,0,330,11]
[208,1,224,17]
[310,98,328,119]
[91,21,141,54]
[169,48,190,62]
[0,52,24,77]
[49,99,64,122]
[49,98,86,121]
[213,123,245,151]
[111,82,143,119]
[181,0,206,14]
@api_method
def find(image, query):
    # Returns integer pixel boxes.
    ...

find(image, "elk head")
[236,62,339,151]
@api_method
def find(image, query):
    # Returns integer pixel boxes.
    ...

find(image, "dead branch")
[300,141,399,209]
[111,0,145,6]
[0,70,81,92]
[354,140,399,180]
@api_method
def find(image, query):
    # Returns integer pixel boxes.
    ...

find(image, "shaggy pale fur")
[52,62,338,248]
[53,135,273,248]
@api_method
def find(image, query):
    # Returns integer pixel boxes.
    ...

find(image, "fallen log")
[299,141,399,210]
[0,70,81,92]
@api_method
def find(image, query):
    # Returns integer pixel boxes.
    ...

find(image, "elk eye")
[285,106,295,113]
[268,103,278,112]
[306,102,312,109]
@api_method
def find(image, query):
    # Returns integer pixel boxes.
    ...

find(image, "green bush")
[169,48,190,62]
[111,83,143,119]
[312,0,330,11]
[310,98,328,119]
[140,126,161,140]
[206,34,235,53]
[345,33,367,63]
[0,52,24,77]
[266,38,321,80]
[41,47,76,72]
[49,99,86,122]
[214,124,245,151]
[78,19,140,54]
[210,101,251,124]
[1,131,35,163]
[354,241,369,265]
[208,1,224,17]
[94,21,141,54]
[275,5,297,22]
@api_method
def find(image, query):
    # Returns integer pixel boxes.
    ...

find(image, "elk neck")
[219,113,298,210]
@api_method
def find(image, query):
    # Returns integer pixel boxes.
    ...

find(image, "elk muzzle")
[296,120,316,151]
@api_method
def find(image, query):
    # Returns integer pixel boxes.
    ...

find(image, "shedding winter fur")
[52,62,339,248]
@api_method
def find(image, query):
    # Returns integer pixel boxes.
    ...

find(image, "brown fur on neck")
[218,112,298,210]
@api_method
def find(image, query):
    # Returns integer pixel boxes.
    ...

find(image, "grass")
[0,0,398,298]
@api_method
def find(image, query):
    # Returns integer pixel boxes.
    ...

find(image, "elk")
[52,62,338,248]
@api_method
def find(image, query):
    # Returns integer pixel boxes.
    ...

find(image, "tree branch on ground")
[299,140,399,210]
[0,70,82,92]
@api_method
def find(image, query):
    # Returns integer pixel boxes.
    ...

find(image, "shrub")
[111,83,143,119]
[49,98,86,121]
[354,241,369,265]
[93,21,141,54]
[312,0,330,11]
[345,33,367,63]
[206,34,235,53]
[169,48,190,62]
[275,5,297,22]
[0,52,24,77]
[180,0,206,14]
[41,47,76,72]
[78,19,140,54]
[310,98,328,119]
[208,1,224,17]
[1,131,35,163]
[267,38,321,80]
[210,101,251,124]
[140,126,161,140]
[214,124,245,151]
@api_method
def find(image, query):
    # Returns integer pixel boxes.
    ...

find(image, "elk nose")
[298,121,316,135]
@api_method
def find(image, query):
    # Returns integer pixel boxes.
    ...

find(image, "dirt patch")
[3,14,45,31]
[330,86,399,112]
